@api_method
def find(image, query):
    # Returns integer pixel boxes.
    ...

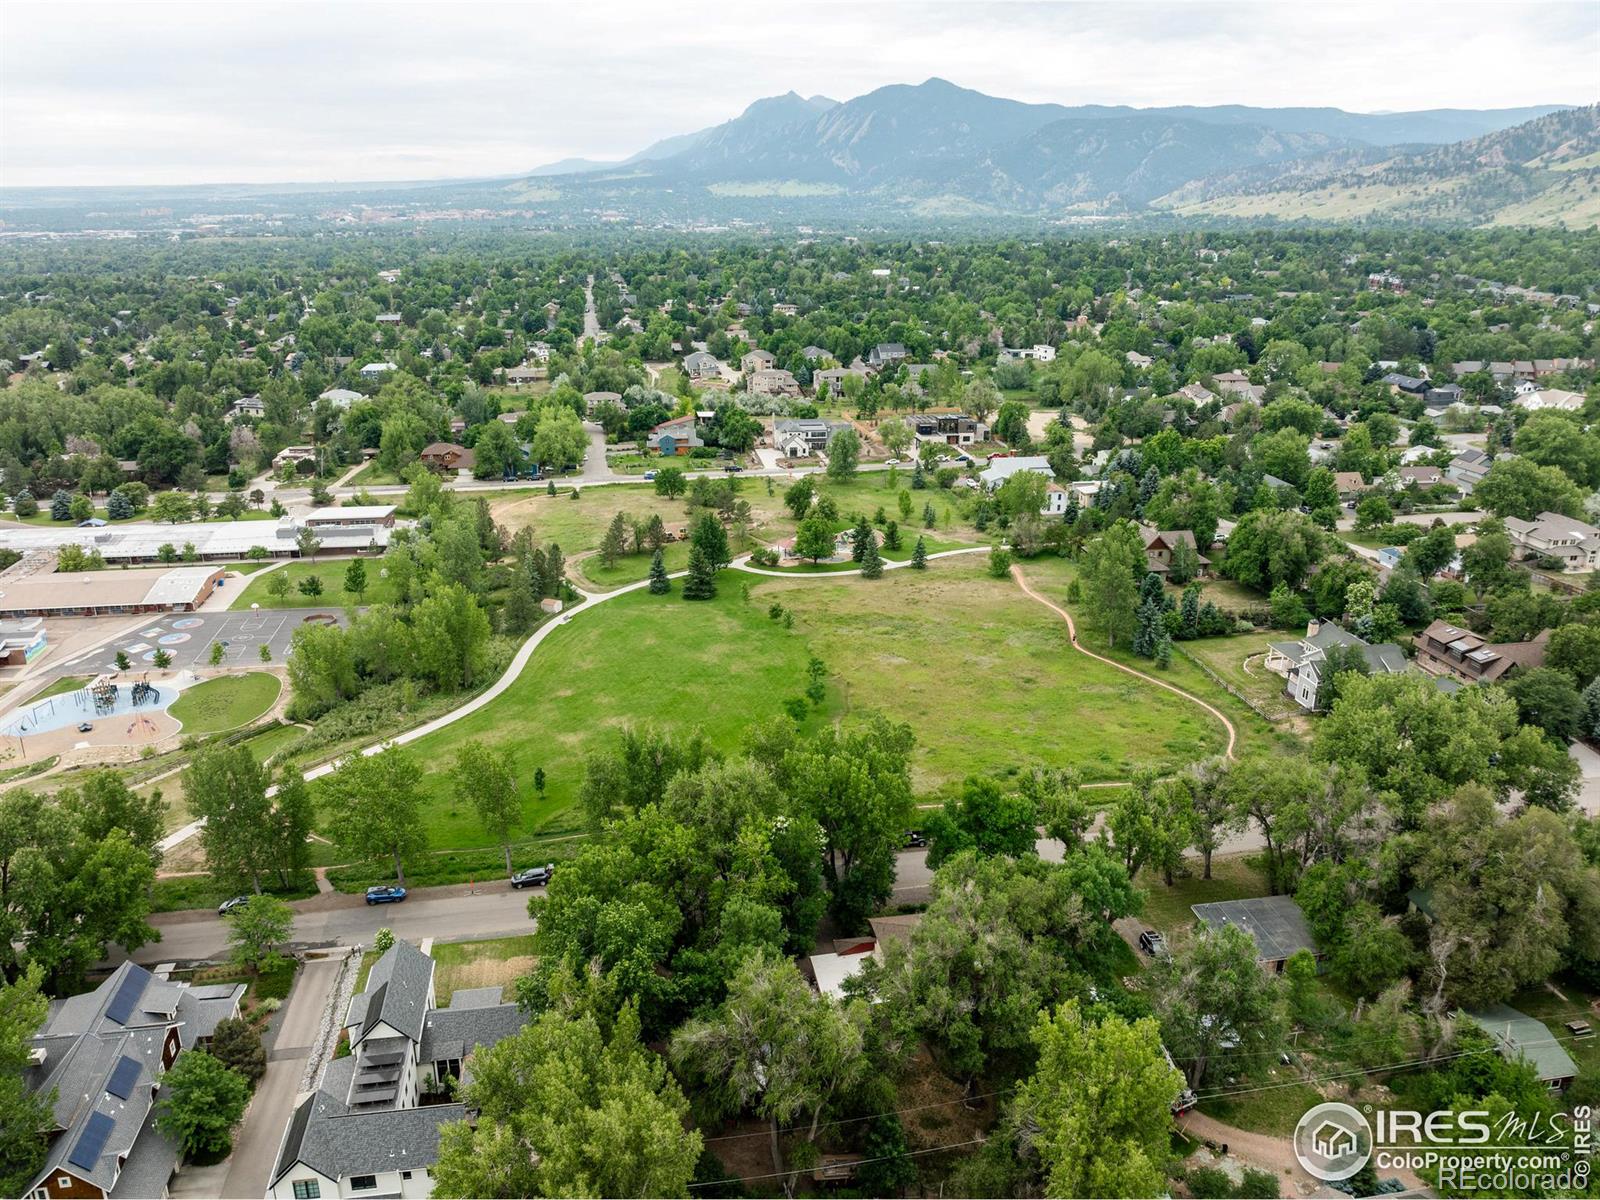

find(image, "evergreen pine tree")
[1132,597,1162,658]
[1063,492,1080,524]
[860,531,884,579]
[544,543,565,598]
[648,547,671,595]
[1154,630,1174,669]
[599,511,628,567]
[884,519,901,551]
[1180,584,1201,639]
[681,543,716,600]
[911,461,927,490]
[50,488,73,520]
[107,489,133,520]
[911,536,928,569]
[1139,571,1164,606]
[923,502,937,529]
[850,514,872,563]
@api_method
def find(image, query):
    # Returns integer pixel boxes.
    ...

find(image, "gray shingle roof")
[1192,895,1319,963]
[273,1100,470,1186]
[350,941,434,1044]
[418,1003,526,1066]
[1463,1004,1580,1084]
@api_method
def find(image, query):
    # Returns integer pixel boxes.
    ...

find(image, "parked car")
[643,470,657,480]
[724,463,743,472]
[1138,928,1167,957]
[511,863,555,889]
[365,885,407,905]
[77,722,94,733]
[903,830,928,849]
[885,458,902,466]
[218,895,250,916]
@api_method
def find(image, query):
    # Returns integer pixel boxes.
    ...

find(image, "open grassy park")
[322,558,1237,861]
[168,671,282,734]
[229,558,397,610]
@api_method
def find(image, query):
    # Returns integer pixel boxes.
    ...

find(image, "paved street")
[119,881,538,964]
[578,421,617,482]
[220,956,343,1199]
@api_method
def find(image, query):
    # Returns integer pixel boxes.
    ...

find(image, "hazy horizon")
[2,0,1596,189]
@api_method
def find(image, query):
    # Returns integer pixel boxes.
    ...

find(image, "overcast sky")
[2,0,1596,187]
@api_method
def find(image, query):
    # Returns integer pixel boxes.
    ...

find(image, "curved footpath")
[163,546,1230,850]
[1009,563,1238,760]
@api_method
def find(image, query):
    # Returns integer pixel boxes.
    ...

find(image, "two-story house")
[268,941,525,1200]
[773,418,851,459]
[1264,620,1408,711]
[22,962,244,1200]
[647,416,703,456]
[1412,620,1549,685]
[1503,511,1600,571]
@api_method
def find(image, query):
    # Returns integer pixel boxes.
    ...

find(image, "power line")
[687,1136,990,1189]
[700,1086,1017,1144]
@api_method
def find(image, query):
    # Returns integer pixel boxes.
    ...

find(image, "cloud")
[1,0,1594,185]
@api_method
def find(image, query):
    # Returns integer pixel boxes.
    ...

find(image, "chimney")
[1306,619,1322,638]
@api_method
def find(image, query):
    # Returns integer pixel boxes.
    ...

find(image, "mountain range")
[518,78,1597,225]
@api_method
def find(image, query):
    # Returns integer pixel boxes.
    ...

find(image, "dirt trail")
[1010,564,1238,760]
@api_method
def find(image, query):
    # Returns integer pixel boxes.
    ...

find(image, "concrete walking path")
[1010,563,1238,760]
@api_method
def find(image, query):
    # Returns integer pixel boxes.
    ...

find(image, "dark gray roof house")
[24,961,244,1200]
[1192,896,1320,970]
[269,942,527,1200]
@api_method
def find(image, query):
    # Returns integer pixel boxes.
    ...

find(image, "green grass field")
[352,560,1233,861]
[169,673,282,734]
[430,934,537,1005]
[230,559,394,610]
[32,675,91,701]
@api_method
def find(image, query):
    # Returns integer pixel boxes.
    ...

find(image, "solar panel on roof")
[104,972,144,1026]
[69,1110,115,1171]
[106,1055,141,1100]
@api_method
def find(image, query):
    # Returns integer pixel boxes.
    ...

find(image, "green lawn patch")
[367,563,1233,864]
[430,934,537,1006]
[1197,1079,1326,1136]
[32,675,91,701]
[150,870,317,914]
[230,559,395,610]
[169,673,282,735]
[578,540,695,590]
[1134,854,1272,938]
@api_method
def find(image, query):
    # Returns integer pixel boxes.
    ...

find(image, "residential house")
[1138,526,1209,577]
[1191,896,1322,972]
[682,350,721,380]
[1447,449,1496,494]
[647,416,703,456]
[1504,511,1600,571]
[800,345,829,362]
[747,368,801,399]
[1413,619,1549,684]
[1333,472,1368,500]
[1398,465,1444,488]
[583,390,621,416]
[1460,1005,1579,1091]
[998,344,1056,364]
[1516,388,1586,412]
[376,313,403,329]
[23,961,244,1200]
[318,388,363,409]
[229,395,265,421]
[772,303,799,318]
[739,348,776,374]
[1264,619,1408,711]
[268,941,527,1200]
[1176,382,1216,405]
[909,413,985,447]
[273,445,318,470]
[1125,351,1153,369]
[1424,383,1463,405]
[979,455,1052,490]
[359,362,397,380]
[774,418,850,459]
[812,367,862,398]
[418,443,475,473]
[1381,372,1429,396]
[866,343,907,370]
[502,365,543,387]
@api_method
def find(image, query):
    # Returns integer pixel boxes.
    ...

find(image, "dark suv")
[511,864,555,889]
